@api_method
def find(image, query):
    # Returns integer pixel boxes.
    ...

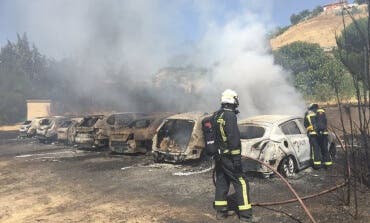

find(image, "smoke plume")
[6,0,305,117]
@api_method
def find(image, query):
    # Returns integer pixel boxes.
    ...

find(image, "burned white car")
[18,120,32,137]
[239,115,336,178]
[26,117,43,137]
[57,117,83,144]
[94,113,148,148]
[74,115,105,148]
[36,116,70,143]
[109,113,173,154]
[152,112,210,163]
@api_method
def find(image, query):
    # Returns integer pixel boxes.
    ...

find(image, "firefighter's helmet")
[221,89,239,107]
[308,103,319,111]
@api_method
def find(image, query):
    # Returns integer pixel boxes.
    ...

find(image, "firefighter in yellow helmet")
[304,103,332,169]
[213,89,259,223]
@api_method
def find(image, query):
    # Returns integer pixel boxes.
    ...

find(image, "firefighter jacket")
[315,108,328,135]
[215,108,242,156]
[304,110,317,135]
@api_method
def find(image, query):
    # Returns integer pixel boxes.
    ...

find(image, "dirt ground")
[0,131,369,223]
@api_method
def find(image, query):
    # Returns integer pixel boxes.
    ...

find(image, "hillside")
[270,5,368,50]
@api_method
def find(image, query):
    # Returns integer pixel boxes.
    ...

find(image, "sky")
[0,0,350,58]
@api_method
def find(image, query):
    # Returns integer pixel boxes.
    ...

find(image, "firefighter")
[213,89,259,223]
[304,103,322,169]
[316,107,333,168]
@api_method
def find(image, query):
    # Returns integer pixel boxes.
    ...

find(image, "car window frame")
[238,124,266,140]
[279,119,302,135]
[133,119,152,129]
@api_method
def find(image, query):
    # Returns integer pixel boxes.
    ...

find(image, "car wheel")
[278,156,296,178]
[152,152,163,163]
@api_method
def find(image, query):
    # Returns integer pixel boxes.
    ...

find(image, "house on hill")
[323,1,359,13]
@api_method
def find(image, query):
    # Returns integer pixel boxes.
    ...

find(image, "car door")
[295,118,311,163]
[279,120,309,164]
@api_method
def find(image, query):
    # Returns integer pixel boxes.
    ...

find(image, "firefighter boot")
[240,216,261,223]
[216,210,228,220]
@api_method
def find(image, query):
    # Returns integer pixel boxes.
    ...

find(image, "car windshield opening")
[60,121,73,128]
[80,117,100,127]
[40,119,51,126]
[157,119,194,151]
[134,119,151,129]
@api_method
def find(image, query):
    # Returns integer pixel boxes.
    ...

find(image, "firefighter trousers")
[309,135,322,167]
[214,156,252,218]
[317,134,332,166]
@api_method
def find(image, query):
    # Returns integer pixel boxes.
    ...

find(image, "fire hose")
[211,155,346,223]
[240,156,316,222]
[210,130,350,222]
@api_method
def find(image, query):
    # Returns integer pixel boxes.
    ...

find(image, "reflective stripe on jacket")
[304,110,317,135]
[216,108,241,155]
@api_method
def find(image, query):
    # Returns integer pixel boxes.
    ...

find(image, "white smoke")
[6,0,305,117]
[190,12,305,116]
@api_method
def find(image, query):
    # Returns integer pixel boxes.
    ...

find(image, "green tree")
[274,41,353,101]
[0,33,55,124]
[355,0,367,4]
[290,13,301,25]
[336,18,369,91]
[311,6,324,17]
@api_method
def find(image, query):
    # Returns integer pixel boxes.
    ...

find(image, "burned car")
[36,116,70,143]
[57,117,83,144]
[93,113,148,148]
[239,115,336,178]
[152,112,210,163]
[109,113,173,154]
[26,117,43,137]
[74,115,104,148]
[75,113,147,148]
[18,120,32,137]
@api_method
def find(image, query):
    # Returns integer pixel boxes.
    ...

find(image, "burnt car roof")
[165,112,209,121]
[239,115,302,125]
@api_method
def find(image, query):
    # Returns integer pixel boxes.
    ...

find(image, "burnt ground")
[0,131,369,223]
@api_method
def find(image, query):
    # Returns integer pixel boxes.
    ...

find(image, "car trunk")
[239,124,268,159]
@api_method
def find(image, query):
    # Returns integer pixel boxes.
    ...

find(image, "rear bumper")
[242,158,273,174]
[57,133,68,141]
[110,140,146,153]
[110,141,130,153]
[152,151,188,163]
[36,133,57,141]
[18,130,28,137]
[75,134,95,147]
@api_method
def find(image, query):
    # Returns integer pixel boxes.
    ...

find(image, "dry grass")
[270,6,368,50]
[0,125,20,131]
